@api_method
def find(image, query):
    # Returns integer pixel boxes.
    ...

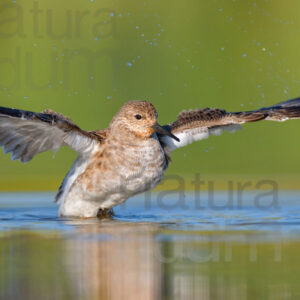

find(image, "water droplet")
[137,56,141,59]
[126,62,133,67]
[257,84,262,88]
[24,96,28,99]
[218,8,223,12]
[136,25,139,29]
[90,0,94,2]
[184,83,188,87]
[221,47,225,51]
[7,94,11,97]
[94,37,99,41]
[53,46,56,49]
[242,53,247,57]
[90,76,94,80]
[107,96,112,100]
[119,13,123,17]
[110,12,114,17]
[140,33,144,37]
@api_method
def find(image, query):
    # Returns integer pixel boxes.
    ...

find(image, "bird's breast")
[61,136,168,212]
[69,136,167,206]
[115,138,167,189]
[89,136,167,195]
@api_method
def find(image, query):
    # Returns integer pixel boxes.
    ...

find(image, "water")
[1,191,300,299]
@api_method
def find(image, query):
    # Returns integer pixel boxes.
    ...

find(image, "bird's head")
[110,101,179,141]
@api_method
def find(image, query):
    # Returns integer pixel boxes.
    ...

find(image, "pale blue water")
[1,191,300,235]
[1,192,300,300]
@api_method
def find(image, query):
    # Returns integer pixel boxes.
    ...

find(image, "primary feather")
[0,107,101,162]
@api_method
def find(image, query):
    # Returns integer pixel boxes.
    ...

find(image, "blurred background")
[2,2,300,299]
[1,0,300,190]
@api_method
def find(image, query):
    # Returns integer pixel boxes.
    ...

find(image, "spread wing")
[160,97,300,152]
[0,107,104,163]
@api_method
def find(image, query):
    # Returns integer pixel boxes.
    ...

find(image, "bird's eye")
[135,114,142,120]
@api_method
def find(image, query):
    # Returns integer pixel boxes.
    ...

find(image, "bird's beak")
[152,123,180,142]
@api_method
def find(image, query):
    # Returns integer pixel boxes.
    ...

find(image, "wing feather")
[0,106,104,162]
[160,97,300,152]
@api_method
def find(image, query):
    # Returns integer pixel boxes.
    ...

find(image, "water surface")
[1,192,300,299]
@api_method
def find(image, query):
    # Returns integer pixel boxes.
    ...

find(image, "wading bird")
[0,98,300,217]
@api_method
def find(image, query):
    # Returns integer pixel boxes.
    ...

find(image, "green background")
[1,0,300,190]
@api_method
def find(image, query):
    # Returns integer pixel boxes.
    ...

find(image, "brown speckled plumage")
[171,108,228,132]
[1,98,300,217]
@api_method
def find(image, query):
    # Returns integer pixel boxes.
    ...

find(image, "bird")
[1,98,300,218]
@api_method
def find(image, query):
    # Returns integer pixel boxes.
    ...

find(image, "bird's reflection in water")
[61,219,300,300]
[1,218,300,299]
[63,220,161,300]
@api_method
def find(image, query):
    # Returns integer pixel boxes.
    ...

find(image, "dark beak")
[152,123,180,142]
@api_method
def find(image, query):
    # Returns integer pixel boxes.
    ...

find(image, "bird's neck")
[107,127,155,148]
